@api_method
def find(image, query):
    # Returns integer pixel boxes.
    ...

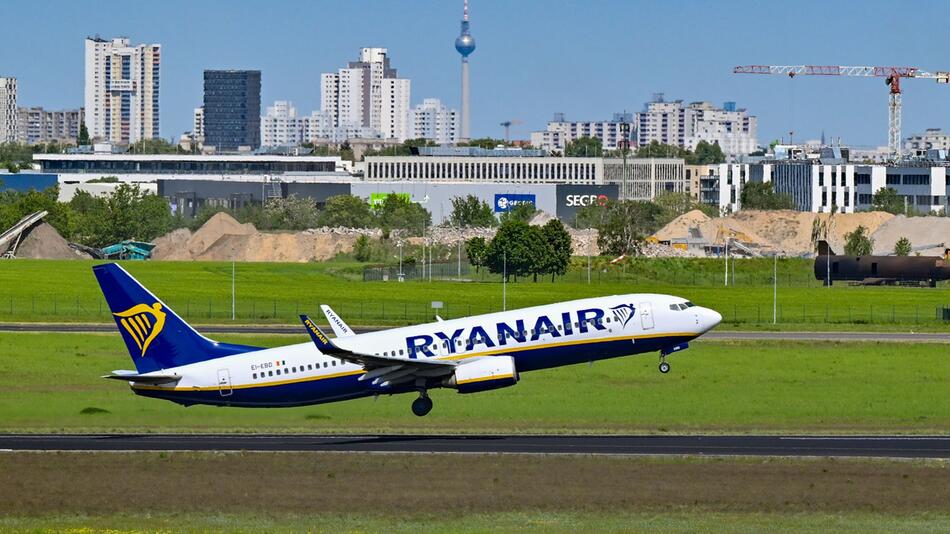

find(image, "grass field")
[1,452,948,533]
[0,258,948,328]
[1,332,948,434]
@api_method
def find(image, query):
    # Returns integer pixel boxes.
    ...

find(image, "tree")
[353,235,372,262]
[844,225,874,256]
[595,200,664,256]
[894,236,912,256]
[317,194,375,228]
[688,140,725,164]
[499,202,536,223]
[261,195,320,230]
[449,195,496,227]
[70,184,173,246]
[740,182,795,210]
[872,187,905,215]
[376,193,431,236]
[129,138,180,154]
[540,218,573,281]
[485,218,535,281]
[464,236,488,273]
[78,123,90,146]
[636,141,690,159]
[564,136,603,157]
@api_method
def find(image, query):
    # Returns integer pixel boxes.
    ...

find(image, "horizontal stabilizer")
[816,240,835,256]
[103,371,181,384]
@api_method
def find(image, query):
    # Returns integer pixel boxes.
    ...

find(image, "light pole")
[724,237,730,286]
[502,251,507,311]
[231,260,235,321]
[620,121,630,201]
[397,241,404,282]
[773,252,779,325]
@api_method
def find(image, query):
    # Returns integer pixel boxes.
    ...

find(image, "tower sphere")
[455,33,475,57]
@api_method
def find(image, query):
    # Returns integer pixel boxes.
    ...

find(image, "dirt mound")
[152,213,257,260]
[197,231,361,262]
[13,223,87,259]
[652,210,712,242]
[871,215,950,256]
[529,211,556,226]
[654,210,895,255]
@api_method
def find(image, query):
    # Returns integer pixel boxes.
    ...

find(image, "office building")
[320,48,411,141]
[0,77,17,143]
[203,70,261,151]
[531,112,635,152]
[410,98,458,144]
[261,100,305,147]
[84,36,161,144]
[16,107,84,145]
[603,158,686,200]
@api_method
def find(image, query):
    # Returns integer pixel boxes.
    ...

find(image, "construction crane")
[499,119,522,143]
[734,65,950,159]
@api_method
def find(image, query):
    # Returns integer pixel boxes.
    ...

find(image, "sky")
[2,0,948,147]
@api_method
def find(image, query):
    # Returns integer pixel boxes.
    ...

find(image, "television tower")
[455,0,476,142]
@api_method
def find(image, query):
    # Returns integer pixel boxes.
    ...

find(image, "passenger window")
[276,369,281,376]
[399,349,404,355]
[292,367,297,373]
[574,322,579,328]
[253,373,257,379]
[332,360,337,366]
[268,371,273,377]
[323,362,328,368]
[308,364,313,371]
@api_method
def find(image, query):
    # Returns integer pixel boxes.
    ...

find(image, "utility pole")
[724,238,729,286]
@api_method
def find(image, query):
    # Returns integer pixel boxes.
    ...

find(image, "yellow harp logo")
[114,303,167,357]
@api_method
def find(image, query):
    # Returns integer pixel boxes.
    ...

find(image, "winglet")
[300,315,344,354]
[320,305,354,337]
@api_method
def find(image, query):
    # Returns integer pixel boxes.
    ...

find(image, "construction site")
[2,206,949,263]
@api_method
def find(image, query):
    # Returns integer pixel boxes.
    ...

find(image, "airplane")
[94,263,722,416]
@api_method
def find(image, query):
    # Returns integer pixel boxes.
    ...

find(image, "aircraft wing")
[300,315,456,386]
[320,305,355,337]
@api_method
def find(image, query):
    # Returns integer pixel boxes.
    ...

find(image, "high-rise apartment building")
[320,48,411,141]
[193,107,204,139]
[531,112,634,152]
[16,107,84,145]
[84,36,160,144]
[0,77,17,143]
[636,97,757,156]
[261,100,305,147]
[203,70,261,151]
[410,98,458,144]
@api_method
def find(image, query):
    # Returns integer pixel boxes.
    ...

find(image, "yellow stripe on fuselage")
[132,331,697,393]
[456,373,515,385]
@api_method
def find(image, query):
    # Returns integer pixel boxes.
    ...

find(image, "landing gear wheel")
[659,361,671,374]
[411,395,433,417]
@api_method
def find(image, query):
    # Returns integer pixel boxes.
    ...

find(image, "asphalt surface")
[1,323,949,342]
[1,434,948,458]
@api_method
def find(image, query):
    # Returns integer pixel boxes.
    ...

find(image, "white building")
[16,107,84,145]
[905,128,950,155]
[261,101,305,147]
[637,97,758,156]
[410,98,458,144]
[84,36,161,145]
[0,77,16,143]
[531,112,634,152]
[320,48,411,141]
[193,107,204,138]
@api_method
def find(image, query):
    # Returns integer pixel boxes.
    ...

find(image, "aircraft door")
[217,369,232,397]
[639,302,655,330]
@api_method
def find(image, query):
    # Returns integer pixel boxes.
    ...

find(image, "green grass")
[3,512,949,533]
[0,258,948,328]
[1,332,948,433]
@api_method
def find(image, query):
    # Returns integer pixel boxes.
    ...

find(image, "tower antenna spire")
[463,0,469,21]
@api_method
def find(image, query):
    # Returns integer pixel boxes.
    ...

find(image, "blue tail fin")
[93,263,260,373]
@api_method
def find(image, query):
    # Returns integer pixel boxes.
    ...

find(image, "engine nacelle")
[444,356,519,394]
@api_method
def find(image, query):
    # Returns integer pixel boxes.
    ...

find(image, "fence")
[1,294,948,327]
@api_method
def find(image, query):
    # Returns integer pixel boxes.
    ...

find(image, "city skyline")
[2,0,949,147]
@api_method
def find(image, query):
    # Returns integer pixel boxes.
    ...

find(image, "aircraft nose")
[699,307,722,332]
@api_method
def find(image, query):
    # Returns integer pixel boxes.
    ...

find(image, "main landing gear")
[411,391,433,417]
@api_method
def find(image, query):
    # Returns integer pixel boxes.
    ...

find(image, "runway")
[2,323,949,342]
[2,434,948,458]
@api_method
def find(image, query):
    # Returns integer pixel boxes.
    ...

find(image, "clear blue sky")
[3,0,948,147]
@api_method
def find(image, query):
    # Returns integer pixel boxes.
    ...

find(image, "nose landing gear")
[411,391,433,417]
[658,357,671,374]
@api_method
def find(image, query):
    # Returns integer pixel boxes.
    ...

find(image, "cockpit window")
[685,301,696,308]
[669,304,679,311]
